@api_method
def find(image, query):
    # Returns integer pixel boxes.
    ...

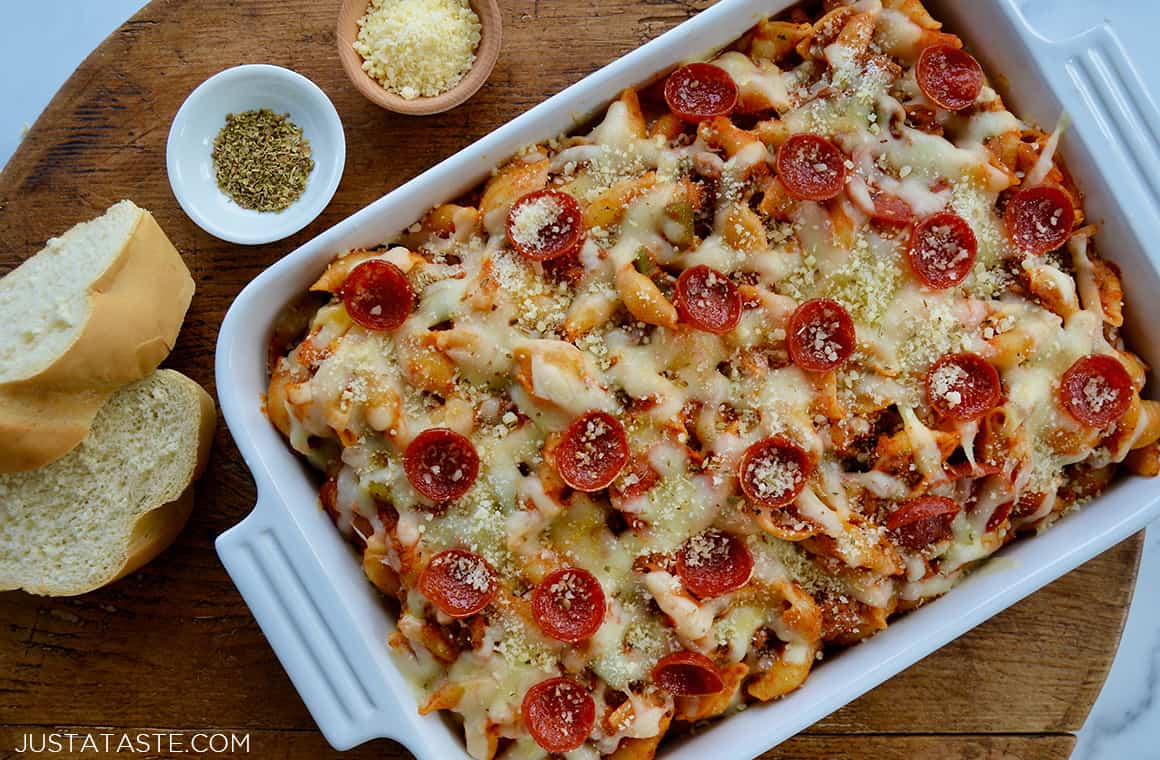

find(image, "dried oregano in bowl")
[212,109,315,212]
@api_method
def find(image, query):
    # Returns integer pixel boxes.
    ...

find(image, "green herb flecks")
[211,109,314,213]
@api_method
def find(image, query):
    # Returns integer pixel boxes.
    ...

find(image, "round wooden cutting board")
[0,2,1143,758]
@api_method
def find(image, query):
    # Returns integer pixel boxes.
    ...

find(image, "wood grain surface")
[0,1,1143,758]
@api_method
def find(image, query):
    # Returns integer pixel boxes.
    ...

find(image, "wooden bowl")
[336,0,502,116]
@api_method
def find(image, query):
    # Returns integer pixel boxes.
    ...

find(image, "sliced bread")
[0,369,215,596]
[0,200,194,472]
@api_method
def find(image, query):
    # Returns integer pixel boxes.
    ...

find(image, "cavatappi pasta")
[267,1,1160,757]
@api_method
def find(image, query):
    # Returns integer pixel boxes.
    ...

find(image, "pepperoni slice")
[676,531,753,599]
[776,134,848,201]
[926,352,1001,422]
[341,259,414,331]
[663,63,738,123]
[887,496,960,550]
[915,44,983,111]
[554,411,630,492]
[1059,354,1133,428]
[907,211,977,289]
[652,651,725,696]
[404,428,480,502]
[531,567,606,642]
[611,455,661,504]
[675,265,742,334]
[1004,185,1075,255]
[871,192,914,225]
[506,189,585,261]
[418,549,496,618]
[787,298,856,372]
[522,678,595,753]
[738,436,813,509]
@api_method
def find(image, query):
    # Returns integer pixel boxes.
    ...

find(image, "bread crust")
[0,207,194,473]
[0,387,112,472]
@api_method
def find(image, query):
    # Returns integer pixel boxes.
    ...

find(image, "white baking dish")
[214,0,1160,756]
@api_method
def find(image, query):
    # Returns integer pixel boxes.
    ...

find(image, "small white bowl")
[166,64,346,246]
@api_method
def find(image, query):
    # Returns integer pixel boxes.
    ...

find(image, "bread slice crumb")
[0,370,214,596]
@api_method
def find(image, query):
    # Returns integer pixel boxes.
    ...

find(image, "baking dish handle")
[215,495,416,752]
[1010,12,1160,239]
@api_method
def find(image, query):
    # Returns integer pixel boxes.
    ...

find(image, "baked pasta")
[267,1,1160,756]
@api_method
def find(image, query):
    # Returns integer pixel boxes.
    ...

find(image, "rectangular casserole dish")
[214,0,1160,756]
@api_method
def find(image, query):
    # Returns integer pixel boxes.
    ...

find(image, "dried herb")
[211,109,315,212]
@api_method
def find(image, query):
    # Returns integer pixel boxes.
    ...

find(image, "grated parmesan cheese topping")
[509,195,567,251]
[432,551,492,592]
[930,361,968,407]
[744,449,802,502]
[547,571,584,609]
[1083,375,1118,413]
[683,531,727,568]
[797,317,842,364]
[354,0,481,100]
[916,224,970,272]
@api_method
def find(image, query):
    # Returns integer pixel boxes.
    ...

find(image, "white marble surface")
[0,1,1157,757]
[1074,526,1160,759]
